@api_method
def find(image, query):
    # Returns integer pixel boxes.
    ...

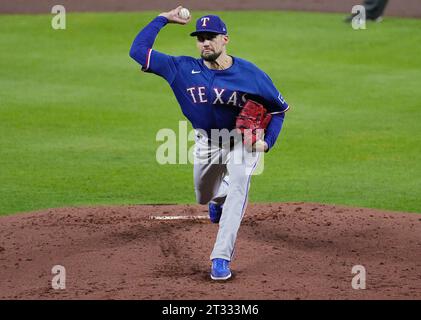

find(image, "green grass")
[0,11,420,215]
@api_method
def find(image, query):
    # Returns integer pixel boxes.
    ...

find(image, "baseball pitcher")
[129,6,289,280]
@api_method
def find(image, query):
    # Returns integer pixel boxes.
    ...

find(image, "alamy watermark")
[51,5,66,30]
[51,265,66,290]
[156,121,265,175]
[351,5,366,30]
[351,265,366,290]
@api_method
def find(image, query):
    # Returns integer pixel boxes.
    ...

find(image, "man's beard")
[201,50,222,62]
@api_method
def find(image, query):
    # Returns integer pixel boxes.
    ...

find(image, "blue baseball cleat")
[210,258,232,280]
[208,202,223,223]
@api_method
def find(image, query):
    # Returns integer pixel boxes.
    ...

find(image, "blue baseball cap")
[190,15,228,37]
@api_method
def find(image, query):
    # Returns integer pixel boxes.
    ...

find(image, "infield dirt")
[0,203,420,299]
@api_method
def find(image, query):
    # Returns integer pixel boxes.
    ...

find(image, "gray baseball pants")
[193,130,261,261]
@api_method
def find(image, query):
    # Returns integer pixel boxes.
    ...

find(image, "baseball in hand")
[178,8,191,20]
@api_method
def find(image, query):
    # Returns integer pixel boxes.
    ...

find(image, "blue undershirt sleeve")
[264,113,285,152]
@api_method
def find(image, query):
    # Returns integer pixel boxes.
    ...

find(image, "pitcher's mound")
[0,203,420,299]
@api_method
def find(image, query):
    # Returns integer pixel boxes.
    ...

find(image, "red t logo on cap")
[201,17,210,27]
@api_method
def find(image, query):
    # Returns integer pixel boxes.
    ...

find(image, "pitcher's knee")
[196,192,213,205]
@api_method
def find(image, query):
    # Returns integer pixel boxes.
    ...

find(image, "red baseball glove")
[236,100,272,148]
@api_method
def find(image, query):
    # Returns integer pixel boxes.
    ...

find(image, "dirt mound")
[0,203,420,299]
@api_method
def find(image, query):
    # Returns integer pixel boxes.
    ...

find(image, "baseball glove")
[236,99,272,148]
